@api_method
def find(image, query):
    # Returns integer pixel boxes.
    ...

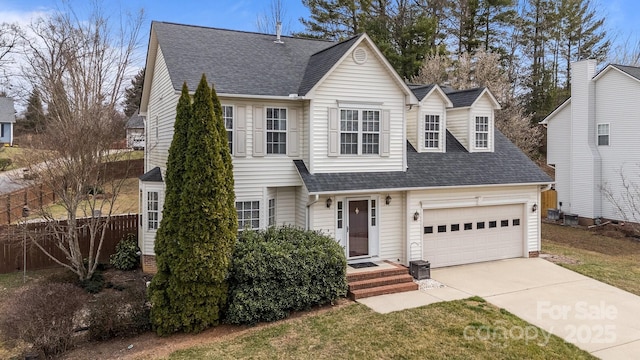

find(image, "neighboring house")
[138,21,551,273]
[0,97,15,146]
[126,112,145,150]
[542,60,640,224]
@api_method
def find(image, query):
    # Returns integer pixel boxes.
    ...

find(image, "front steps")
[347,263,418,300]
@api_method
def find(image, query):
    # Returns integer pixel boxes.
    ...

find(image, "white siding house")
[139,21,551,273]
[542,60,640,223]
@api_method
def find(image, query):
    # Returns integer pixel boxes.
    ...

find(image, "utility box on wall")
[410,260,431,280]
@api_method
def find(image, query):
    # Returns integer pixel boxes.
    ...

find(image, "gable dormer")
[408,84,453,153]
[444,87,501,153]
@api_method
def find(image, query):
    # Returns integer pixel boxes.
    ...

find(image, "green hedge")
[225,226,347,325]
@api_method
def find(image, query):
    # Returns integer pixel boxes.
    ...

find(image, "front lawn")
[542,222,640,296]
[169,298,592,360]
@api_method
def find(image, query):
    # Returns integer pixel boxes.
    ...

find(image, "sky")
[0,0,638,103]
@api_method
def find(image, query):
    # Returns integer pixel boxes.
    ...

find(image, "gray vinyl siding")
[446,108,469,150]
[546,104,572,214]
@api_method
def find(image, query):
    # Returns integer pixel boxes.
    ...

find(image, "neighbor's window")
[223,105,233,153]
[237,201,260,230]
[597,123,609,146]
[424,115,440,149]
[266,107,287,154]
[268,198,276,226]
[147,191,159,230]
[340,109,380,155]
[475,116,489,149]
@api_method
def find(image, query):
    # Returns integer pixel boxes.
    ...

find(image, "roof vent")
[353,47,367,64]
[275,22,284,44]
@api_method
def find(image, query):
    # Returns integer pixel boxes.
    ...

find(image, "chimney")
[275,22,283,44]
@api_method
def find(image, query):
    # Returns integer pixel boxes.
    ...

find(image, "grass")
[25,177,140,221]
[0,146,31,171]
[542,222,640,296]
[168,299,593,360]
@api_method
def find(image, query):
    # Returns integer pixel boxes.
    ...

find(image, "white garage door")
[423,204,524,268]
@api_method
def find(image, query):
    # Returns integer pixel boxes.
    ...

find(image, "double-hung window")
[424,115,440,149]
[268,198,276,226]
[475,116,489,149]
[340,109,380,155]
[266,107,287,154]
[222,105,233,153]
[236,201,260,230]
[597,123,609,146]
[147,191,159,230]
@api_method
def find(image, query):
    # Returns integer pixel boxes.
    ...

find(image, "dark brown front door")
[348,200,369,257]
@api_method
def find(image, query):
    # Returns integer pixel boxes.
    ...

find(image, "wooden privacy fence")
[0,214,138,274]
[0,158,143,224]
[541,189,558,218]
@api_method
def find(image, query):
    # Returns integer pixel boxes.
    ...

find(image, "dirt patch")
[60,298,353,360]
[539,253,580,265]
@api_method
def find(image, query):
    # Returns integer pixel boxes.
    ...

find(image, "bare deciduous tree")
[18,3,143,281]
[413,50,542,158]
[602,165,640,232]
[256,0,292,35]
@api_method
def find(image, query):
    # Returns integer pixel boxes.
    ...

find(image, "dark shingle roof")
[443,87,485,108]
[298,35,362,95]
[126,112,145,129]
[295,130,551,194]
[408,84,435,101]
[0,97,15,123]
[153,22,339,96]
[140,167,163,182]
[610,64,640,80]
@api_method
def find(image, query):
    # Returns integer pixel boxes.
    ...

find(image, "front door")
[348,200,369,258]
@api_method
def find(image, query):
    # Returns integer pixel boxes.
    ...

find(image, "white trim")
[597,122,610,146]
[306,182,552,196]
[539,98,571,124]
[336,100,383,108]
[420,197,530,210]
[418,85,454,108]
[345,196,378,260]
[593,64,640,83]
[265,106,289,156]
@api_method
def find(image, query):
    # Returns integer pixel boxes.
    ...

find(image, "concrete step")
[348,274,415,291]
[346,266,410,283]
[348,282,419,300]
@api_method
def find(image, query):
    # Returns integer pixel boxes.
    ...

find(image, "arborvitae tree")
[149,83,192,335]
[23,89,46,133]
[123,68,144,117]
[168,74,236,333]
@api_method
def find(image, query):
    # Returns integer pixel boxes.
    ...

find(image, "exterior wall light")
[326,197,333,208]
[386,195,392,205]
[532,203,538,213]
[413,211,420,221]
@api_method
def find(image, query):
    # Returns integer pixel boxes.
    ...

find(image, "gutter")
[306,181,554,196]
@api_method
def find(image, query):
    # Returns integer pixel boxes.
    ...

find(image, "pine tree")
[23,89,46,133]
[123,68,144,117]
[149,83,192,335]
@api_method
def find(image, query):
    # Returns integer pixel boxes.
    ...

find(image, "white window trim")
[147,191,159,231]
[222,104,234,155]
[422,113,443,152]
[265,107,288,156]
[473,115,491,151]
[236,200,261,231]
[268,198,276,227]
[597,123,610,146]
[339,108,381,156]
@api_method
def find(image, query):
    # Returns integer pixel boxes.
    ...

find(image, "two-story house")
[542,60,640,224]
[138,21,551,273]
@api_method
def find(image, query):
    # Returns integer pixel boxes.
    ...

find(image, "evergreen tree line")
[298,0,610,123]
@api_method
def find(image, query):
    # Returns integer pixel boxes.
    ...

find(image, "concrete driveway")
[430,258,640,359]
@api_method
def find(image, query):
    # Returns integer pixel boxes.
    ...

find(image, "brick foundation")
[528,251,540,258]
[142,255,158,274]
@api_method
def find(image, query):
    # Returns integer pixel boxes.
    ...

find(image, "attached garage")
[422,204,525,268]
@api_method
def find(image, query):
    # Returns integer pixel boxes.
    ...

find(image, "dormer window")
[424,115,441,149]
[475,116,489,149]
